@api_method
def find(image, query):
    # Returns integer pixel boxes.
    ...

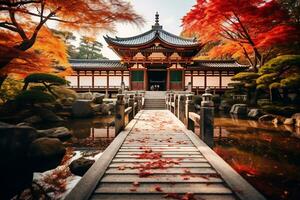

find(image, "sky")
[97,0,196,59]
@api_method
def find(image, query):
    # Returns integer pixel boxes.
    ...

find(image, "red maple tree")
[0,0,143,86]
[182,0,300,71]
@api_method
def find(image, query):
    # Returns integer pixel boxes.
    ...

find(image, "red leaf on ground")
[132,181,139,187]
[139,170,153,177]
[181,192,196,200]
[154,185,163,192]
[118,166,126,170]
[129,188,137,192]
[163,193,181,199]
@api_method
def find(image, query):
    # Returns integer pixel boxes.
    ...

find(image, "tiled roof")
[104,25,199,47]
[190,60,248,69]
[70,59,127,70]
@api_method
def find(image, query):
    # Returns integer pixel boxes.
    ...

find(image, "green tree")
[52,30,78,58]
[231,72,260,105]
[257,55,300,103]
[23,73,68,98]
[77,36,107,59]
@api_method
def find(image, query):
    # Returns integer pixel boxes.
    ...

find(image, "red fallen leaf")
[164,193,181,199]
[183,177,190,180]
[154,185,163,192]
[138,152,162,159]
[129,188,137,192]
[181,192,196,200]
[139,170,153,177]
[144,149,153,153]
[132,181,140,187]
[118,166,126,170]
[183,169,191,174]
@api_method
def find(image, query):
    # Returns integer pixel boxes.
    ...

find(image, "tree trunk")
[0,74,8,88]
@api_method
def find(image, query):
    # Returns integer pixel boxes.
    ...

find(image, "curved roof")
[104,25,199,47]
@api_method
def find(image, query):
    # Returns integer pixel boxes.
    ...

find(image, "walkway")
[66,110,265,200]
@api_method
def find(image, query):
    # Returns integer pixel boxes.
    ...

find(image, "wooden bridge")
[66,92,265,200]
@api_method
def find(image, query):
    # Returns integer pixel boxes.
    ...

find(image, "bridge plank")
[94,183,232,194]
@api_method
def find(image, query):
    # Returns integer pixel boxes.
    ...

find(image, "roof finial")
[155,12,159,25]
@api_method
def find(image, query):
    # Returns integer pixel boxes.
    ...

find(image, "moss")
[231,72,259,81]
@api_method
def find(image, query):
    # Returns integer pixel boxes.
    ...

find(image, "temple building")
[66,13,248,95]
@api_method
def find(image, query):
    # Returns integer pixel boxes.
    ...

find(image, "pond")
[210,114,300,200]
[17,115,118,200]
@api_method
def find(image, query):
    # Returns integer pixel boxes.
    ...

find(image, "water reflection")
[213,114,300,200]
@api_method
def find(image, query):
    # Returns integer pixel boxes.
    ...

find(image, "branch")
[9,9,28,40]
[0,22,18,32]
[0,0,42,7]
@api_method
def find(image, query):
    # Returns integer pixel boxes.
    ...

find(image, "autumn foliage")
[0,0,143,84]
[182,0,300,70]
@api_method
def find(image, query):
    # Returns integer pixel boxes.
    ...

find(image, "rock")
[248,109,263,119]
[72,100,94,118]
[101,104,110,115]
[283,118,294,125]
[69,157,95,176]
[28,138,66,172]
[258,114,276,123]
[219,100,231,112]
[35,107,64,122]
[93,93,105,104]
[37,127,72,141]
[24,115,42,124]
[230,104,248,115]
[91,104,102,112]
[77,92,94,100]
[60,97,75,106]
[292,113,300,127]
[0,123,38,199]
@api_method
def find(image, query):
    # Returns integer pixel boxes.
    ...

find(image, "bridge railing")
[115,93,143,135]
[166,89,214,147]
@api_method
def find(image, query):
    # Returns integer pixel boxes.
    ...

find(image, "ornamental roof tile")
[190,60,248,69]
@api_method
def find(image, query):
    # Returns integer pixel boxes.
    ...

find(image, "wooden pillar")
[167,68,170,91]
[129,69,132,90]
[121,71,124,83]
[92,71,95,88]
[144,68,147,91]
[191,70,194,88]
[204,71,207,89]
[106,71,109,97]
[77,71,80,88]
[219,71,222,89]
[182,70,185,91]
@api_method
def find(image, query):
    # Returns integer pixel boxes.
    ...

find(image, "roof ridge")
[106,29,155,41]
[160,29,197,42]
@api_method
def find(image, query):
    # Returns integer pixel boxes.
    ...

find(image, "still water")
[212,114,300,200]
[27,116,118,199]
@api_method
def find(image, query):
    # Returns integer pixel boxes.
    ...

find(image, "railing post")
[186,94,195,131]
[128,94,135,121]
[138,94,143,111]
[174,94,178,116]
[115,94,125,135]
[179,95,186,123]
[134,93,139,114]
[200,88,214,148]
[165,93,169,110]
[170,93,174,113]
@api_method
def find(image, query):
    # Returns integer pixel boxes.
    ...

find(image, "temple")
[66,13,248,95]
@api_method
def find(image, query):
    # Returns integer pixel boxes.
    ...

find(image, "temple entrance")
[148,70,167,91]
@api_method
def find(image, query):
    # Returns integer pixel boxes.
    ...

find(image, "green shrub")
[15,90,55,105]
[24,73,67,85]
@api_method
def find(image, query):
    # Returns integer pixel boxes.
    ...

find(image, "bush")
[15,90,55,106]
[261,104,300,117]
[52,86,77,100]
[0,77,23,104]
[24,73,67,85]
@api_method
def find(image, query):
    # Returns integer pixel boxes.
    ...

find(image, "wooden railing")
[115,93,143,135]
[166,89,215,147]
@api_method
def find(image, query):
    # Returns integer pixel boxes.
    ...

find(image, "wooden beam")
[92,71,95,88]
[204,71,207,89]
[167,67,170,90]
[106,71,109,97]
[191,70,194,88]
[77,71,80,88]
[219,71,222,89]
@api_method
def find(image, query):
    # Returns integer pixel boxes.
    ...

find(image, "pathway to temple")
[66,110,265,200]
